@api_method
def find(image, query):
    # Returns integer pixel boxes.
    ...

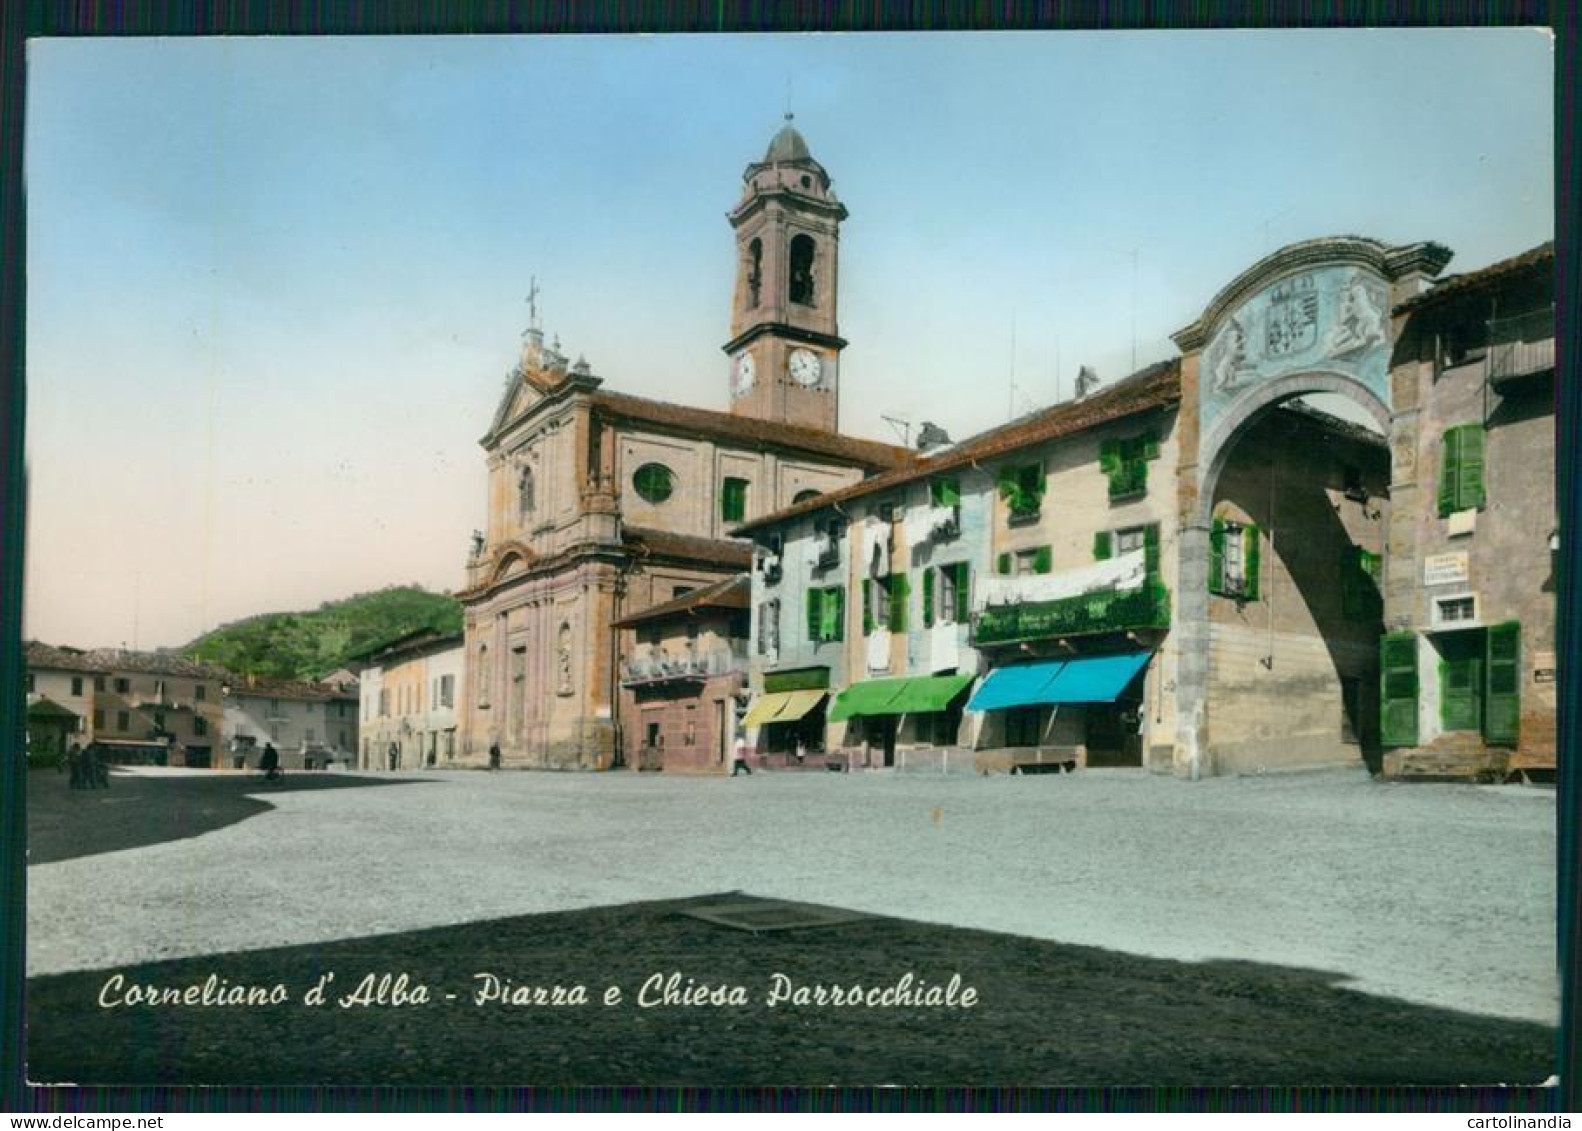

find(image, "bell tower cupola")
[724,116,847,432]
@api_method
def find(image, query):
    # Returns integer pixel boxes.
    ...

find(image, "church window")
[633,463,675,505]
[517,465,535,518]
[746,238,762,307]
[789,234,816,306]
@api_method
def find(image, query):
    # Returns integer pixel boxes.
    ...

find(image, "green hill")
[184,586,463,681]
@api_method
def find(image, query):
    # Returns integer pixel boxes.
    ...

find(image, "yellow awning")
[742,690,827,727]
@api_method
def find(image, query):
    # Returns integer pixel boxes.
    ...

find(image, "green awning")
[829,674,972,722]
[887,673,974,714]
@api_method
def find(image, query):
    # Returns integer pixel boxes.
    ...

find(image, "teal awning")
[967,652,1151,711]
[1044,652,1150,703]
[966,660,1066,711]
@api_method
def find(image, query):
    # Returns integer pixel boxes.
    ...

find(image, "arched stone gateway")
[1169,237,1453,778]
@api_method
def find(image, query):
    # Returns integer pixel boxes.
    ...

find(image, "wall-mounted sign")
[1423,553,1470,587]
[1534,651,1556,683]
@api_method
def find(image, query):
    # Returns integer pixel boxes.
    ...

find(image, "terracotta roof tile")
[591,391,914,471]
[1394,242,1554,313]
[226,676,359,702]
[24,641,231,680]
[732,358,1182,535]
[623,526,754,568]
[613,574,751,627]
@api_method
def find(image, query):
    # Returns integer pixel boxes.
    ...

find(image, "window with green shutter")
[1379,632,1420,747]
[862,578,874,635]
[952,562,971,623]
[888,574,910,632]
[998,463,1044,522]
[1093,531,1113,560]
[997,552,1012,575]
[930,478,961,507]
[922,569,935,628]
[1032,546,1053,574]
[817,586,845,643]
[1209,518,1259,600]
[1438,424,1486,517]
[1484,621,1521,745]
[1101,431,1159,500]
[806,588,822,643]
[721,477,749,523]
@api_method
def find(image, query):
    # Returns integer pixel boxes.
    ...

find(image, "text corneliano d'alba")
[96,970,980,1010]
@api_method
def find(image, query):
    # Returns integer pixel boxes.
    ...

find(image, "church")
[455,120,913,769]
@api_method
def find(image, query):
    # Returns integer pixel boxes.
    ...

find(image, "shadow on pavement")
[27,769,429,865]
[25,893,1558,1087]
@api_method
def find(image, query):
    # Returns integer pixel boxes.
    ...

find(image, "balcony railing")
[620,648,748,685]
[1487,306,1555,383]
[971,579,1171,646]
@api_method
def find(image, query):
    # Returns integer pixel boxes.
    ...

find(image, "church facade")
[454,122,912,769]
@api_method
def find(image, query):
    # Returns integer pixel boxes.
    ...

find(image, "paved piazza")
[28,766,1557,1025]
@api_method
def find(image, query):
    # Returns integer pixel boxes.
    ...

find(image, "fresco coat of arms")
[1198,264,1392,450]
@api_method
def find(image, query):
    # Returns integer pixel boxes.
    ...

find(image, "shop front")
[968,651,1152,772]
[827,673,973,770]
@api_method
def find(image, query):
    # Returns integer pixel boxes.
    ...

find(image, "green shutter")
[997,552,1011,575]
[1143,524,1160,576]
[1099,439,1121,475]
[1242,524,1261,601]
[1438,427,1461,517]
[953,562,971,622]
[721,478,748,523]
[1209,517,1226,595]
[931,478,961,507]
[1457,426,1486,511]
[1093,531,1113,560]
[996,467,1018,502]
[889,574,910,632]
[806,588,822,643]
[1033,546,1053,574]
[922,568,935,628]
[1484,621,1521,745]
[831,587,845,642]
[862,579,874,636]
[1439,658,1482,732]
[819,587,842,642]
[1379,632,1419,748]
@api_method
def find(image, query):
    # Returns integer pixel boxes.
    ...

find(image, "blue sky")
[24,30,1553,648]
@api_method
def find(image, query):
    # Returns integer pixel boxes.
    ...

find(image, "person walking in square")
[489,741,502,771]
[66,742,84,790]
[731,733,753,776]
[260,742,282,782]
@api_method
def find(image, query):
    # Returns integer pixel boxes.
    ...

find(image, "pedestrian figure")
[794,737,807,765]
[260,742,282,783]
[489,741,502,771]
[388,743,399,772]
[731,734,753,776]
[66,742,84,790]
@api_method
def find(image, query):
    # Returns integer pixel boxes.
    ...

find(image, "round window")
[633,463,675,504]
[793,488,821,505]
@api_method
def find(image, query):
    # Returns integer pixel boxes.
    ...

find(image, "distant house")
[1380,242,1557,779]
[612,574,751,773]
[223,676,360,771]
[23,642,228,767]
[355,629,464,771]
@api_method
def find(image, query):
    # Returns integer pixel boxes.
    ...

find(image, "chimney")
[1075,365,1101,400]
[916,421,953,453]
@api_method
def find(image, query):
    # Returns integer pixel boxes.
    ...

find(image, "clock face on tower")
[730,352,756,399]
[788,348,822,388]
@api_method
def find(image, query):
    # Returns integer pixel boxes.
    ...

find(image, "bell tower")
[724,116,847,432]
